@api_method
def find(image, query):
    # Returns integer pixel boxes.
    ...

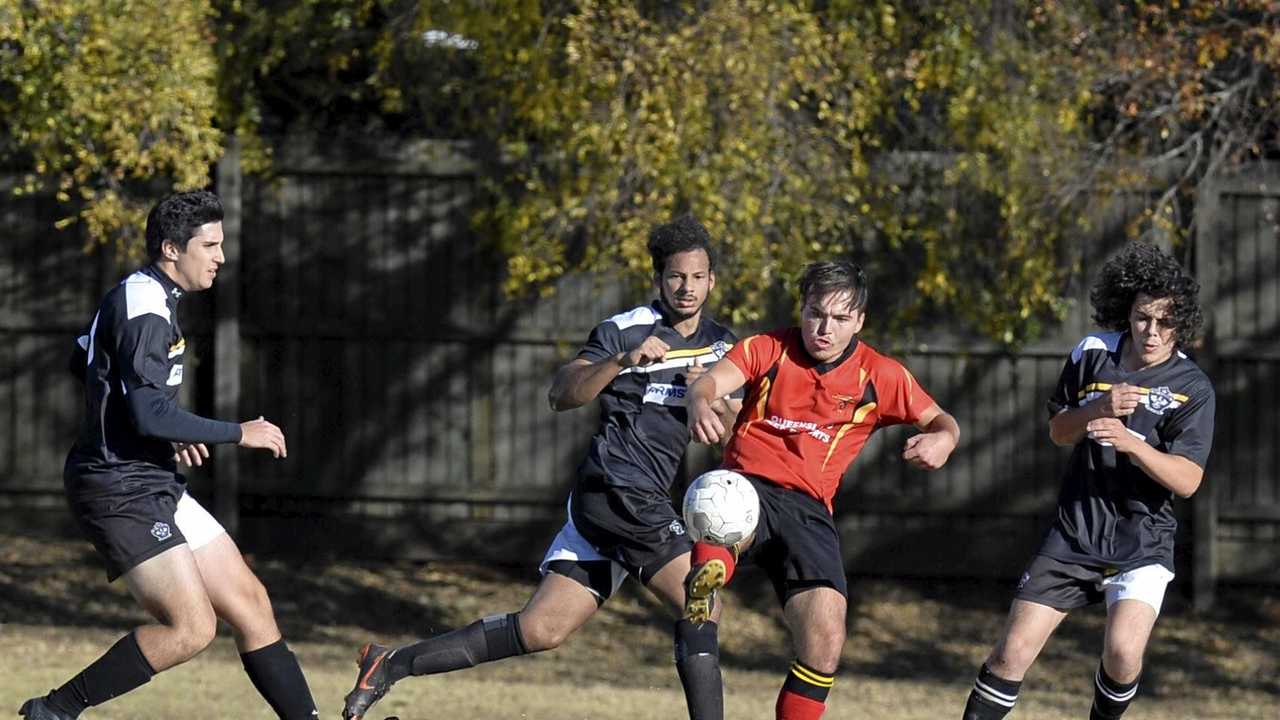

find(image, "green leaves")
[0,0,222,256]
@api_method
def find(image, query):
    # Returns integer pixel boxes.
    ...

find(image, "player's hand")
[688,397,726,445]
[684,356,708,384]
[902,431,955,470]
[1086,418,1144,453]
[620,335,670,369]
[173,442,209,467]
[1094,382,1143,418]
[239,416,288,458]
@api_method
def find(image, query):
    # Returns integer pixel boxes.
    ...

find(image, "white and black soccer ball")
[681,469,759,546]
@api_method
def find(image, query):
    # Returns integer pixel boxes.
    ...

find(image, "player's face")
[656,248,715,321]
[1128,293,1177,368]
[800,290,865,363]
[166,222,225,292]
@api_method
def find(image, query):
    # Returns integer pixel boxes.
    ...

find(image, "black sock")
[674,619,723,720]
[387,612,529,681]
[1090,662,1139,720]
[46,632,155,717]
[962,663,1021,720]
[239,639,318,719]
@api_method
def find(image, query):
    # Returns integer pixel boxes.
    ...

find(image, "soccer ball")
[682,469,759,546]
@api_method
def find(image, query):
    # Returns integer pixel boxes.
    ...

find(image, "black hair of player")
[799,260,869,312]
[145,190,224,260]
[1090,242,1203,346]
[647,214,715,275]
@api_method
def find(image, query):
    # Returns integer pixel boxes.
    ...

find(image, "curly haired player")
[961,241,1215,720]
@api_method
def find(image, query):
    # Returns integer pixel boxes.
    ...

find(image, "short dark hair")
[799,260,869,312]
[647,214,715,274]
[1090,241,1203,346]
[145,190,224,260]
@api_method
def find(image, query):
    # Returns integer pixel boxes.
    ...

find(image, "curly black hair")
[1090,242,1203,346]
[647,214,715,274]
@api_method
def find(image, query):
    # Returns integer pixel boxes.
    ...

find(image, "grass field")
[2,532,1277,719]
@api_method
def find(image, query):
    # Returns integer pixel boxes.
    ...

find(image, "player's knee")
[517,613,571,652]
[173,607,218,659]
[1101,645,1143,683]
[990,635,1038,674]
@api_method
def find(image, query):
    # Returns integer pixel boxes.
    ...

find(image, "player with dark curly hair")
[960,241,1216,720]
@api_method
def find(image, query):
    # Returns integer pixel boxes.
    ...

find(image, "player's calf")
[776,660,835,720]
[1090,662,1139,720]
[961,663,1022,719]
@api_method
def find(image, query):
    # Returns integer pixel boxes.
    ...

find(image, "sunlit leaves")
[0,0,222,255]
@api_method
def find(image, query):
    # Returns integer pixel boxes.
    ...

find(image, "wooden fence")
[1,141,1275,606]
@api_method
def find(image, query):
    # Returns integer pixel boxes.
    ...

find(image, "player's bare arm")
[239,416,287,458]
[1048,382,1143,446]
[902,403,960,470]
[1084,417,1205,497]
[547,335,672,411]
[687,359,747,445]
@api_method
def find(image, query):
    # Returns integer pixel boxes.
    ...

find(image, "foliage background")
[4,0,1278,343]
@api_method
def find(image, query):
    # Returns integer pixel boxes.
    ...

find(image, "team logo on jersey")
[1145,386,1176,415]
[668,519,686,536]
[151,521,172,541]
[711,340,730,359]
[833,394,856,410]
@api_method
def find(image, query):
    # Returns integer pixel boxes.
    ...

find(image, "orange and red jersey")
[722,328,936,512]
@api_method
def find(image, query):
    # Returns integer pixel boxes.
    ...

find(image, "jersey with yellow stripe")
[721,328,936,512]
[575,301,738,492]
[1040,331,1215,573]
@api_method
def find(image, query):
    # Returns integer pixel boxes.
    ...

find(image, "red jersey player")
[683,260,961,720]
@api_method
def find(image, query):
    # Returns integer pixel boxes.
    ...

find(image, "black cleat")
[683,559,727,624]
[342,643,396,720]
[18,697,73,720]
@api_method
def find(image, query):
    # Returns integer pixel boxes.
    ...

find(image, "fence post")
[214,135,243,535]
[1192,175,1220,611]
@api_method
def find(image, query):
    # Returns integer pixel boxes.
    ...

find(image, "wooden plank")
[214,138,243,535]
[1193,175,1223,609]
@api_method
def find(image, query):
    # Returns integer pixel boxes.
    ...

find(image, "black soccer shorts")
[740,474,849,605]
[569,476,693,586]
[64,469,188,582]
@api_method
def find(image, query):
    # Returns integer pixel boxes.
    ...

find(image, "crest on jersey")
[1146,386,1175,415]
[833,393,856,410]
[151,522,172,541]
[711,340,729,359]
[668,519,686,536]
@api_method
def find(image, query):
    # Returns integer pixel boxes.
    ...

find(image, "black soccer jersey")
[1039,331,1215,573]
[65,265,240,492]
[576,301,738,493]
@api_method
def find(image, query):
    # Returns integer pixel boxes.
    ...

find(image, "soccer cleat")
[342,643,396,720]
[18,697,73,720]
[683,558,727,624]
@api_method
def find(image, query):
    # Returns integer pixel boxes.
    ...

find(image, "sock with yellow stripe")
[776,659,833,720]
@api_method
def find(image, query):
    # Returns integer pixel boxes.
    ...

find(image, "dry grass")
[2,532,1277,719]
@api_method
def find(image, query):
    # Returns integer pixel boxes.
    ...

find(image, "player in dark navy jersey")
[961,242,1215,720]
[342,215,741,720]
[19,191,318,720]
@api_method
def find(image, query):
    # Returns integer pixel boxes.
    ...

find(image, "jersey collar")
[142,263,185,304]
[812,337,859,375]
